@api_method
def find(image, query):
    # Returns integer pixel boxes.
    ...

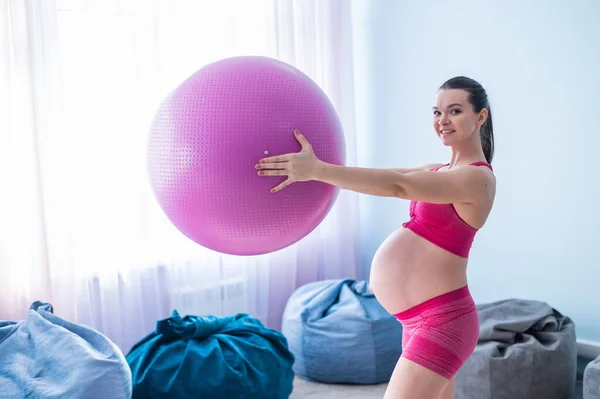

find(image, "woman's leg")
[390,286,479,398]
[440,377,455,399]
[383,357,451,399]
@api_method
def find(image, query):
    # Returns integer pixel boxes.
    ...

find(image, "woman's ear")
[476,108,489,127]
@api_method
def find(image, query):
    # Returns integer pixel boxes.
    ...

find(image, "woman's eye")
[433,109,460,116]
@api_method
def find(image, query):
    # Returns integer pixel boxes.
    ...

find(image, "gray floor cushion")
[584,354,600,399]
[455,299,577,399]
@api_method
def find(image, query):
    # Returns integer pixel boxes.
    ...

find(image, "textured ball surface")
[147,56,345,256]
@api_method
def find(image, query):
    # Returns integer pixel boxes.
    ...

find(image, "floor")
[290,377,584,399]
[290,378,387,399]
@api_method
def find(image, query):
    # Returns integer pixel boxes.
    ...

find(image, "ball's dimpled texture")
[147,56,345,256]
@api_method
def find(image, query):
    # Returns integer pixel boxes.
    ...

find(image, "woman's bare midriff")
[369,227,469,315]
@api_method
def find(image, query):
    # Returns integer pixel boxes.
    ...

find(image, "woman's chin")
[441,131,461,144]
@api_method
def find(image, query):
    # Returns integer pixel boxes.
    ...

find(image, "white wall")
[351,0,600,341]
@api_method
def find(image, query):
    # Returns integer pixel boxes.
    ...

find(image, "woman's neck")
[448,136,487,169]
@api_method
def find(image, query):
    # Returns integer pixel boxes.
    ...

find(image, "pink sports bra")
[401,161,493,258]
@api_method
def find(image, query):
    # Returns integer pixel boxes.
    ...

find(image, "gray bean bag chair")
[281,279,403,384]
[455,299,577,399]
[584,354,600,399]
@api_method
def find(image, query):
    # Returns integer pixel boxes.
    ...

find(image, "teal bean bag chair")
[126,311,294,399]
[281,279,403,384]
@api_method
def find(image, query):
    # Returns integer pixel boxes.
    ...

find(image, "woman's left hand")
[255,130,323,193]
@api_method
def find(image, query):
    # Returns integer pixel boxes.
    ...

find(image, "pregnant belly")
[369,227,468,315]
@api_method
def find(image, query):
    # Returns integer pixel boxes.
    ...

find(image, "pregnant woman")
[256,76,496,399]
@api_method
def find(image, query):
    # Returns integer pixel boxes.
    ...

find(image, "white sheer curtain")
[0,0,361,352]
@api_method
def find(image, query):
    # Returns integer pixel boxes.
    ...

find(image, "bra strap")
[470,161,493,171]
[432,163,449,171]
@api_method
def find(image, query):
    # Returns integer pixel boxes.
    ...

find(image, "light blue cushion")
[584,354,600,399]
[0,301,132,399]
[281,279,403,384]
[126,311,295,399]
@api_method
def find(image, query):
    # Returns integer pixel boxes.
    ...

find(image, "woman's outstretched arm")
[256,130,492,204]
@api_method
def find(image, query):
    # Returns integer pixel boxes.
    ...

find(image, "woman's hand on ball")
[256,130,323,193]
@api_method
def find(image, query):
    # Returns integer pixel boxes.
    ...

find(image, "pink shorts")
[393,285,479,380]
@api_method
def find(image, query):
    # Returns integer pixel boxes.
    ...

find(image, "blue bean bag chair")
[0,301,132,399]
[281,279,403,384]
[126,311,294,399]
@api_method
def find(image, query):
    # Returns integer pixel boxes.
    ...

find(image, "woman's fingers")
[259,153,293,163]
[294,129,311,149]
[256,130,308,193]
[255,162,285,170]
[270,178,293,193]
[257,169,290,177]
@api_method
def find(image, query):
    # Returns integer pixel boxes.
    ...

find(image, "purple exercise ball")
[147,56,346,256]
